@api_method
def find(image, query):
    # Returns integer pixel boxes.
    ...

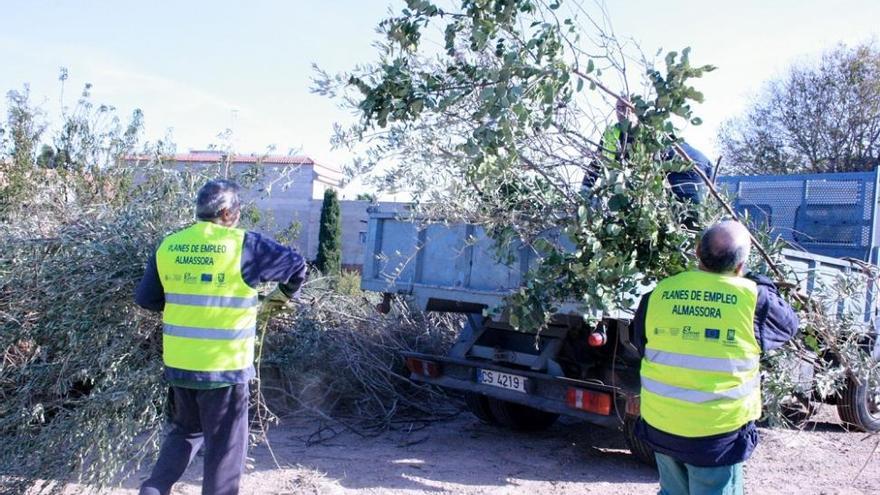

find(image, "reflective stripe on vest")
[641,374,760,403]
[165,293,259,309]
[644,349,759,374]
[640,270,761,438]
[155,222,258,381]
[163,323,256,340]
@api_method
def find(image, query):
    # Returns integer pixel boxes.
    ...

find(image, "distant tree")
[6,87,45,170]
[315,188,342,275]
[1,87,45,214]
[718,43,880,175]
[355,192,377,202]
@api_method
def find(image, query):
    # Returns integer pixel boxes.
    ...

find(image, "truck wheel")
[486,397,558,431]
[464,392,498,424]
[623,416,656,466]
[837,372,880,432]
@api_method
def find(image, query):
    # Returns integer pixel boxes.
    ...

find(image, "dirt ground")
[104,405,877,495]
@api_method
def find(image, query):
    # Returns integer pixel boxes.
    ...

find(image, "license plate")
[478,369,528,393]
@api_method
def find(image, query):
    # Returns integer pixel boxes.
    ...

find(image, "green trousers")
[655,452,744,495]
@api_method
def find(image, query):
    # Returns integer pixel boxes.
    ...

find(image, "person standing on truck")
[581,97,713,205]
[632,220,799,495]
[134,179,307,495]
[581,97,636,190]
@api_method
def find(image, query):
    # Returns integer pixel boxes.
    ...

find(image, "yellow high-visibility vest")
[155,222,258,382]
[602,125,622,161]
[640,270,761,437]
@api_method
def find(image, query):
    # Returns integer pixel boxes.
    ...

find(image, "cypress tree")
[315,188,342,275]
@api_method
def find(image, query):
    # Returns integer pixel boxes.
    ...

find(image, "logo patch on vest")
[704,328,721,340]
[655,327,681,337]
[681,326,700,340]
[724,329,739,346]
[200,273,213,283]
[184,273,197,284]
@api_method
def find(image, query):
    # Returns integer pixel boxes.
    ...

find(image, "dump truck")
[361,197,880,463]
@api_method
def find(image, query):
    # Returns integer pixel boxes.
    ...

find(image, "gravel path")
[103,405,878,494]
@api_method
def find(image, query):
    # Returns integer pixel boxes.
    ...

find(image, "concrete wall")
[163,161,337,263]
[154,158,406,268]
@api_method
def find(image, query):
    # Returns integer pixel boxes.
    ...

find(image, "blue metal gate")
[717,170,880,262]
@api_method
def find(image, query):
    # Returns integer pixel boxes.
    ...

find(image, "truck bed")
[362,209,877,324]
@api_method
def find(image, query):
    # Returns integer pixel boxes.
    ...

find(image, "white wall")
[157,159,406,267]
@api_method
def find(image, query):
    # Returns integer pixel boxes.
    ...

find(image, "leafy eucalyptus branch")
[319,0,716,329]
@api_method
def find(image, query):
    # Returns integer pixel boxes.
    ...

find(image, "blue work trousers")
[655,452,744,495]
[139,384,249,495]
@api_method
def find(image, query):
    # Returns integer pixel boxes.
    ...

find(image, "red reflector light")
[566,387,612,415]
[405,357,442,378]
[587,331,607,347]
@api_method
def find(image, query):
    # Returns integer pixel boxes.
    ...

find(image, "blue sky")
[1,0,879,183]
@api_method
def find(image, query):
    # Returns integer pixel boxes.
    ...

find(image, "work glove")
[262,286,291,312]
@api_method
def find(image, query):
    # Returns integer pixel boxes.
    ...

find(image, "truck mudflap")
[402,351,631,429]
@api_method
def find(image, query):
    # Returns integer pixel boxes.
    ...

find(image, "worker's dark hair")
[698,221,750,273]
[196,179,241,221]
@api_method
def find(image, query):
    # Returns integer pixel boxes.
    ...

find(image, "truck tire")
[837,373,880,432]
[486,397,559,431]
[464,392,498,424]
[623,416,656,466]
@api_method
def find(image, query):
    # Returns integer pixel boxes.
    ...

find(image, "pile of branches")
[0,88,458,493]
[258,275,461,442]
[0,167,193,493]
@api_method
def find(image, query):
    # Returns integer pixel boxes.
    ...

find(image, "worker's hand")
[262,286,291,312]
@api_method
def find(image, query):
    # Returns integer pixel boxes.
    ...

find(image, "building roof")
[171,152,343,183]
[127,151,344,187]
[171,152,316,166]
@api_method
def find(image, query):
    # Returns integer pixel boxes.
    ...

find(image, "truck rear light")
[405,357,442,378]
[566,387,612,415]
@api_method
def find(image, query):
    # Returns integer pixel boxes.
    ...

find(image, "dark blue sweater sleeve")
[241,231,307,297]
[134,252,165,311]
[632,291,652,358]
[749,274,800,351]
[667,141,713,203]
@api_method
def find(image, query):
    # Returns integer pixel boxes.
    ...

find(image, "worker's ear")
[218,208,238,226]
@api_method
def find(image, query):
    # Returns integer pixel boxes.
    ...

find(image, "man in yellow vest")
[632,220,799,495]
[580,98,713,206]
[135,179,306,495]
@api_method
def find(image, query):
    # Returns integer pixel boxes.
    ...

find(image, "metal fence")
[717,170,880,262]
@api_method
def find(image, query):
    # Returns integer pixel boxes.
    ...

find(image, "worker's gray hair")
[195,179,241,221]
[698,220,751,273]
